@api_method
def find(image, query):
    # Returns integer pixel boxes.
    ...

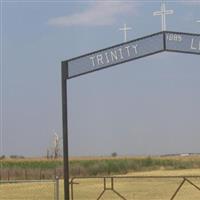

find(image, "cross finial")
[119,23,132,42]
[153,1,174,31]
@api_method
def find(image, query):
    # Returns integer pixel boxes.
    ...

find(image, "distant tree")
[46,149,50,159]
[53,132,61,159]
[10,155,24,159]
[49,132,62,159]
[111,152,118,157]
[0,155,5,160]
[47,131,63,159]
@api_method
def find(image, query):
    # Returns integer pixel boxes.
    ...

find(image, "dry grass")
[1,169,200,200]
[2,155,200,162]
[67,169,200,200]
[0,181,55,200]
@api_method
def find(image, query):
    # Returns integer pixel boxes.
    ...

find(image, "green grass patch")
[1,156,200,178]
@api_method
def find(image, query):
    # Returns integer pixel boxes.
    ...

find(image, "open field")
[1,155,200,199]
[1,155,200,180]
[1,169,200,200]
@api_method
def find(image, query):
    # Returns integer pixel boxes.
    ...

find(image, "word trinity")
[67,33,163,78]
[90,45,138,67]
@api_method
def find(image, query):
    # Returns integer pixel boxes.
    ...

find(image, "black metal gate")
[70,176,200,200]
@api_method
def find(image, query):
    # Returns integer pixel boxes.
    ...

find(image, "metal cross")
[119,23,132,42]
[153,1,174,31]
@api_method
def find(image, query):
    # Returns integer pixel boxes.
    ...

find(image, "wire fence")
[0,168,63,180]
[1,176,200,200]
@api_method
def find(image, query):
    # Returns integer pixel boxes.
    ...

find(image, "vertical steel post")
[61,61,70,200]
[163,31,166,51]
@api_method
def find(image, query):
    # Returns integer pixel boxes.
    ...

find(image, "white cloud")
[48,1,136,27]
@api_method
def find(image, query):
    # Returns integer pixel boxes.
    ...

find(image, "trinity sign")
[66,31,200,79]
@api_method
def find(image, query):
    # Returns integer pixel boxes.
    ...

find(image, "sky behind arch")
[1,0,200,157]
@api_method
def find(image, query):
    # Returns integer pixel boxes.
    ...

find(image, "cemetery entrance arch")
[61,31,200,200]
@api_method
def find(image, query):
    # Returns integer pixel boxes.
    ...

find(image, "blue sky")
[1,0,200,157]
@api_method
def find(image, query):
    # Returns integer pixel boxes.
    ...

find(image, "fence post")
[39,169,42,180]
[55,176,59,200]
[25,169,28,180]
[54,168,57,178]
[7,170,10,181]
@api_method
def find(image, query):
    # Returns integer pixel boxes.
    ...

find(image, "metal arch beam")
[62,31,200,80]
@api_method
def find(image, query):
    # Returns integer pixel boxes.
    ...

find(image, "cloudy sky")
[1,0,200,157]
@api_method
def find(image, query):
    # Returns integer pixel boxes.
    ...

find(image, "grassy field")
[1,156,200,199]
[1,169,200,200]
[1,155,200,179]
